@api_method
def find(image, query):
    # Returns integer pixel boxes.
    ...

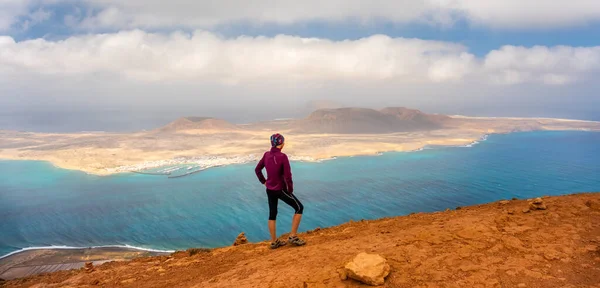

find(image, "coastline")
[0,245,175,261]
[0,246,171,280]
[0,134,484,176]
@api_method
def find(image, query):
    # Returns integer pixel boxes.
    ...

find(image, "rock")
[518,284,526,288]
[502,236,526,252]
[84,262,95,273]
[585,200,600,210]
[344,253,390,286]
[529,198,547,210]
[512,197,518,200]
[90,279,100,285]
[530,203,547,210]
[307,227,321,234]
[499,200,510,205]
[233,232,248,246]
[456,206,462,210]
[121,278,136,284]
[507,209,515,215]
[522,208,530,213]
[337,268,348,280]
[544,250,561,260]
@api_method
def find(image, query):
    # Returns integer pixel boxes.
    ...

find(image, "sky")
[1,0,600,131]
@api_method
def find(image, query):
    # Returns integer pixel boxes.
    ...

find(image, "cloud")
[4,1,600,33]
[484,45,600,85]
[71,0,600,30]
[1,30,598,87]
[0,31,475,83]
[0,0,33,31]
[21,8,52,30]
[432,0,600,29]
[0,0,58,32]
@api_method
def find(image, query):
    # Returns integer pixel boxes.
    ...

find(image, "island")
[0,107,599,176]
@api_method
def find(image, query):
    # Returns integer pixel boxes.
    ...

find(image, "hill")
[3,193,599,287]
[305,100,344,111]
[157,117,239,133]
[291,107,449,134]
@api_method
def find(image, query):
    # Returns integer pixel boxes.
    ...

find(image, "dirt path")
[2,193,599,288]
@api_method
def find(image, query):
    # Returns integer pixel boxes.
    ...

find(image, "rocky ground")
[2,193,599,288]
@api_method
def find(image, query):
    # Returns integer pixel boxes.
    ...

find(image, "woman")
[255,133,306,249]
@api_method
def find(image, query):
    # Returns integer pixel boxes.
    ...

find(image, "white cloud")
[0,0,59,31]
[0,31,476,83]
[484,45,600,84]
[1,30,598,87]
[4,0,600,32]
[74,0,600,30]
[432,0,600,29]
[0,0,33,31]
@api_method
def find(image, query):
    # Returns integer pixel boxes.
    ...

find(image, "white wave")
[459,134,489,148]
[460,142,477,148]
[0,244,175,260]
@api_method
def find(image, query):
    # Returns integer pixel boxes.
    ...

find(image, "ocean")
[0,131,599,258]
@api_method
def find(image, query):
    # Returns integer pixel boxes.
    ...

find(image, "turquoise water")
[1,131,599,257]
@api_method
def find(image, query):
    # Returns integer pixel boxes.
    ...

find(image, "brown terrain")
[290,107,448,133]
[156,117,240,133]
[2,193,599,288]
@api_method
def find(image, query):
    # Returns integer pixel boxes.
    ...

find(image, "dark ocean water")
[0,131,599,257]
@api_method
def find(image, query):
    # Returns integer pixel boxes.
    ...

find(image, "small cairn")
[529,197,547,211]
[84,262,95,273]
[233,232,248,246]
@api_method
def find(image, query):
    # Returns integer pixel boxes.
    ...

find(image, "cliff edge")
[2,193,599,288]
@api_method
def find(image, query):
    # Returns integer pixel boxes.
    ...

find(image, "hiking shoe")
[270,239,287,249]
[288,235,306,246]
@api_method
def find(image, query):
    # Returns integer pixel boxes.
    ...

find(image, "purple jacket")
[255,147,294,193]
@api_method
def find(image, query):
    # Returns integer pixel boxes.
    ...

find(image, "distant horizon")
[2,104,600,133]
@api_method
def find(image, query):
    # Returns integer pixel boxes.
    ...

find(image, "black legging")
[267,189,304,220]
